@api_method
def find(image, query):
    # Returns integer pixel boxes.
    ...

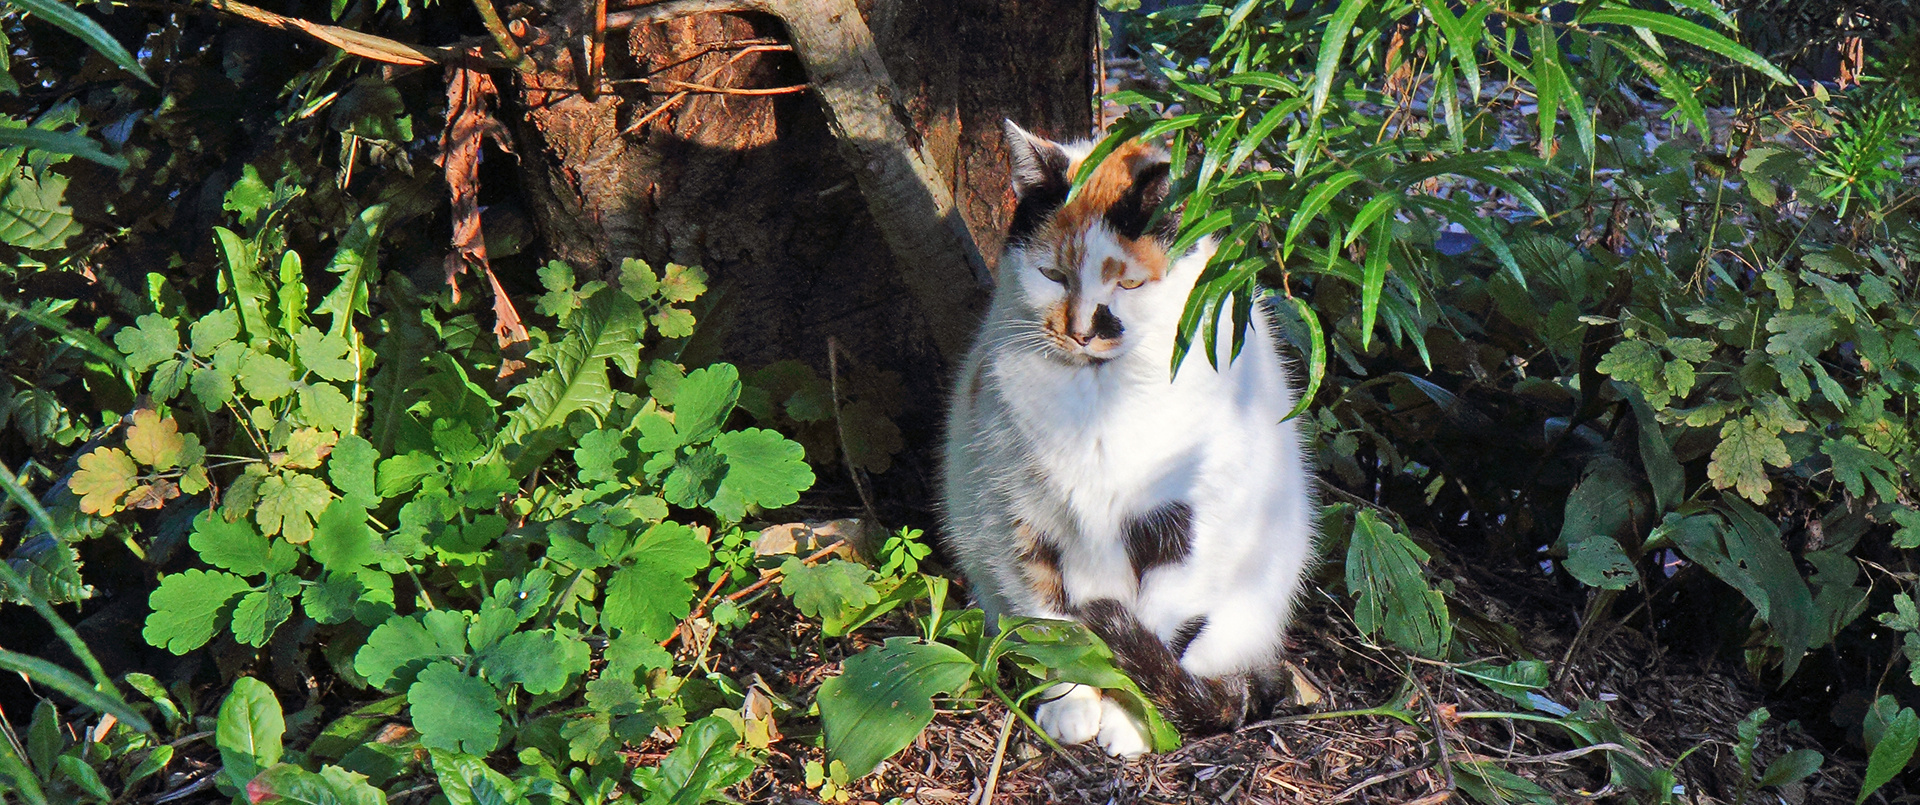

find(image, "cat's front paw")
[1034,683,1103,745]
[1095,697,1151,758]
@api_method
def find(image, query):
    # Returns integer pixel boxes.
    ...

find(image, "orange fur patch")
[1039,139,1172,282]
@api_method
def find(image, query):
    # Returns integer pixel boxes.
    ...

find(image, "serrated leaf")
[310,499,380,571]
[297,383,356,432]
[709,428,811,522]
[817,637,973,777]
[303,572,362,626]
[69,446,137,515]
[601,522,711,640]
[124,411,186,469]
[574,428,629,485]
[663,447,724,509]
[231,589,292,647]
[476,629,589,695]
[501,291,642,476]
[780,558,878,629]
[1710,415,1792,503]
[0,169,79,250]
[408,663,502,756]
[328,434,381,507]
[144,569,253,653]
[672,365,741,447]
[1346,510,1450,658]
[354,611,471,691]
[294,327,359,383]
[239,350,297,402]
[1823,437,1899,500]
[217,677,285,788]
[190,510,274,576]
[115,313,180,371]
[657,263,707,303]
[256,472,334,543]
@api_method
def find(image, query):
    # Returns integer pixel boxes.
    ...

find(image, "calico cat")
[938,122,1318,757]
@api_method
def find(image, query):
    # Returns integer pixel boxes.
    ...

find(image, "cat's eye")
[1118,277,1144,290]
[1040,267,1068,284]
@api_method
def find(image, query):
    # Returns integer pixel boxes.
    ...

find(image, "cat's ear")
[1003,120,1071,198]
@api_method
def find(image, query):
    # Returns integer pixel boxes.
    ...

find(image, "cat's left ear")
[1003,120,1071,198]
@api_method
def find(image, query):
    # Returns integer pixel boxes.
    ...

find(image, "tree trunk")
[502,0,1096,503]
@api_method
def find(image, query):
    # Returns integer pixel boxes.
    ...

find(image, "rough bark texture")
[504,0,1095,505]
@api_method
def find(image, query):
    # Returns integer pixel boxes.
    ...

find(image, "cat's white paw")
[1034,683,1103,745]
[1095,696,1151,758]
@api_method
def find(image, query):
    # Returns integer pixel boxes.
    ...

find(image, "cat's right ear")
[1004,120,1071,198]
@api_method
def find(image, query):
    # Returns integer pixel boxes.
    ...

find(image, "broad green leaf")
[501,291,642,476]
[1710,415,1792,503]
[294,329,360,382]
[188,510,282,577]
[354,611,470,690]
[1346,509,1450,657]
[429,750,525,805]
[0,169,78,250]
[1858,706,1917,803]
[476,629,589,695]
[230,589,293,647]
[1557,458,1647,590]
[316,205,388,334]
[1823,437,1900,500]
[673,364,742,447]
[329,434,381,508]
[817,637,973,777]
[310,499,379,571]
[602,523,711,641]
[408,663,502,756]
[217,677,285,788]
[631,716,754,804]
[1760,749,1822,789]
[144,569,252,654]
[710,428,812,522]
[245,764,389,805]
[239,350,297,402]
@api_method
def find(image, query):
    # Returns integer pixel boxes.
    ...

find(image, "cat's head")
[999,121,1184,365]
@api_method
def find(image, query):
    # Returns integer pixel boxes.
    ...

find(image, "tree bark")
[502,0,1095,442]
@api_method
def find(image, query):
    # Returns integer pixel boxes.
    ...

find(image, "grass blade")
[1579,8,1789,85]
[1,0,153,85]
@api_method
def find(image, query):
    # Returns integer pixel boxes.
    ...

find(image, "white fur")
[941,202,1317,754]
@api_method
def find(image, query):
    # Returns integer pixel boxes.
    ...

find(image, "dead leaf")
[127,479,181,510]
[440,55,528,362]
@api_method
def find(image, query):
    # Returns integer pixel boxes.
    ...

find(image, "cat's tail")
[1078,599,1251,735]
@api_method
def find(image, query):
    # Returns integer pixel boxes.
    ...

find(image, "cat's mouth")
[1041,328,1123,364]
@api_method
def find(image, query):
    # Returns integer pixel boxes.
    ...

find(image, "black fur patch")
[1169,616,1208,658]
[1103,161,1178,244]
[1077,600,1247,734]
[1089,305,1123,341]
[1124,501,1193,580]
[1007,147,1071,246]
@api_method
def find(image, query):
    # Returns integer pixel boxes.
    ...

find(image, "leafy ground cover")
[3,0,1920,803]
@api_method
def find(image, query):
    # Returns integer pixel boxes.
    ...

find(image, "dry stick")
[607,0,992,357]
[621,43,795,134]
[977,709,1015,805]
[469,0,532,70]
[659,540,847,648]
[195,0,474,66]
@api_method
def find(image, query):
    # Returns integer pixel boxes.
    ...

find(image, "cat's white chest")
[992,351,1219,520]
